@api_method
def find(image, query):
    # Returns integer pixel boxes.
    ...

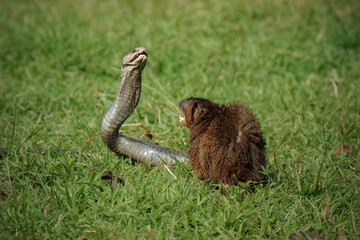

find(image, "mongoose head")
[179,97,221,129]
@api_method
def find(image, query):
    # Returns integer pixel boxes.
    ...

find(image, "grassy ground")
[1,0,359,239]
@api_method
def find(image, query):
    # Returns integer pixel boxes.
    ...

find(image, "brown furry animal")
[179,97,266,186]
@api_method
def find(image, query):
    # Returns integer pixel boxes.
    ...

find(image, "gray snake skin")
[100,47,189,166]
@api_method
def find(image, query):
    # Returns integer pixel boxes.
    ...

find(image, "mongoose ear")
[193,104,209,121]
[190,102,199,119]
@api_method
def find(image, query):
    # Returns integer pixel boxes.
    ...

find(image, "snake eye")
[132,49,137,53]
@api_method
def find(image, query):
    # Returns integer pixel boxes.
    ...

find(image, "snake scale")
[100,47,189,166]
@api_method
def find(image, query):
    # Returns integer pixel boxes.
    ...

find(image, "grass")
[0,0,359,239]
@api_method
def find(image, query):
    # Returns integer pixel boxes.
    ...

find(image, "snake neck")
[100,47,189,165]
[100,69,142,151]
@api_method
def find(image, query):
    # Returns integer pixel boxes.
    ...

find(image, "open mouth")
[179,112,186,125]
[179,100,188,125]
[130,50,148,62]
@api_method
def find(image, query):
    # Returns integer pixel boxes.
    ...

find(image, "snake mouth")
[130,50,148,62]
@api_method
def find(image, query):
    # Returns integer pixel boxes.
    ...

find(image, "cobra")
[100,47,189,166]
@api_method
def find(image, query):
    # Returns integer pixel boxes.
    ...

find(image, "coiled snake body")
[100,47,189,166]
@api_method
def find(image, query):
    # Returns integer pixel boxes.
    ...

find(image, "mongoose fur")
[179,97,266,186]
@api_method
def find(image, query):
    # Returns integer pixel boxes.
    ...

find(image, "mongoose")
[179,97,266,186]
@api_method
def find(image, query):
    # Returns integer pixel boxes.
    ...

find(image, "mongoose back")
[179,97,266,186]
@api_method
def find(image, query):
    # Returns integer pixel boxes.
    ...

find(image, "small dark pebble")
[1,191,9,202]
[111,176,125,189]
[101,171,113,180]
[289,231,325,240]
[333,145,356,157]
[101,171,125,189]
[0,175,12,181]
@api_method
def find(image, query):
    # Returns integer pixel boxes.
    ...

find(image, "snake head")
[122,47,148,71]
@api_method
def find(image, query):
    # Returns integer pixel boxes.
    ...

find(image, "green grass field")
[1,0,359,239]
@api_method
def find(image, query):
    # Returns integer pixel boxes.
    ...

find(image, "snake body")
[100,47,189,166]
